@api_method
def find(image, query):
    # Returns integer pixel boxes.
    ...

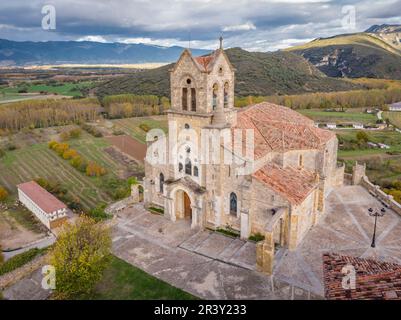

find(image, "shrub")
[34,178,65,196]
[81,124,103,137]
[54,143,70,156]
[70,155,84,168]
[249,233,265,242]
[0,248,46,276]
[216,227,240,238]
[148,207,164,215]
[69,128,82,139]
[139,123,151,132]
[0,186,8,202]
[356,131,369,143]
[61,128,82,141]
[88,204,110,222]
[60,131,70,141]
[86,161,106,177]
[6,142,17,151]
[385,189,401,204]
[78,159,89,173]
[48,140,58,149]
[112,129,125,136]
[62,149,78,160]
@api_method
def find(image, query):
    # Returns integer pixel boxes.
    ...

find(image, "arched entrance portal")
[183,192,192,219]
[174,189,192,221]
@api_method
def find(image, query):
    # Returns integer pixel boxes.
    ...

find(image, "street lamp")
[368,207,386,248]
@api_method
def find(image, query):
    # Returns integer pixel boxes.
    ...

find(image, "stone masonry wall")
[0,254,48,290]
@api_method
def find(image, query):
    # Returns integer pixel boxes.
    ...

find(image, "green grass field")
[299,109,377,124]
[68,136,122,173]
[0,138,126,210]
[111,116,168,143]
[336,129,401,159]
[86,255,197,300]
[0,81,95,101]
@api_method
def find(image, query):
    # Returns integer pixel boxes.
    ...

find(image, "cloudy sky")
[0,0,400,51]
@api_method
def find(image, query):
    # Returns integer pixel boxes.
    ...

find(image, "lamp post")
[368,207,386,248]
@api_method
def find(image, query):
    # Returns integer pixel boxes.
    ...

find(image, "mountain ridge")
[0,38,210,66]
[287,24,401,79]
[95,47,361,98]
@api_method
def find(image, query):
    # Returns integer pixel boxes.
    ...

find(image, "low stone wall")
[344,173,352,185]
[0,254,48,290]
[333,164,345,187]
[360,176,401,216]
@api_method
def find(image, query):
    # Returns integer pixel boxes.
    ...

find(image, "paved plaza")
[112,185,401,299]
[113,206,318,299]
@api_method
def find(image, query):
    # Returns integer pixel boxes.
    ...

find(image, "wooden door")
[184,192,192,219]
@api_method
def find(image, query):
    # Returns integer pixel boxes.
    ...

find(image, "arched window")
[159,173,164,193]
[193,166,199,177]
[191,88,196,111]
[212,84,218,110]
[178,163,183,172]
[230,192,237,215]
[182,88,188,110]
[224,82,229,108]
[185,158,192,175]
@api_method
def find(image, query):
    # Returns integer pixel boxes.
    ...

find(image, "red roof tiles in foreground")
[253,163,317,205]
[234,102,336,159]
[17,181,67,215]
[323,253,401,300]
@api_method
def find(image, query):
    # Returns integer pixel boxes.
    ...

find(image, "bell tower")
[169,38,236,126]
[167,39,236,186]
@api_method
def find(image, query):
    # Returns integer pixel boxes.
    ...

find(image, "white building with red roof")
[17,181,68,230]
[142,39,345,274]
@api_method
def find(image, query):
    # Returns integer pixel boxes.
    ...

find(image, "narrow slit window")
[182,88,188,110]
[191,88,196,112]
[230,192,238,215]
[185,158,192,175]
[224,82,229,108]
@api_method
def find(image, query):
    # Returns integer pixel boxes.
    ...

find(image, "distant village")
[315,102,401,150]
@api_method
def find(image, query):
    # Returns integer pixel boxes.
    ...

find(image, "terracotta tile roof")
[253,163,317,205]
[17,181,67,215]
[194,50,219,72]
[323,253,401,300]
[234,102,336,159]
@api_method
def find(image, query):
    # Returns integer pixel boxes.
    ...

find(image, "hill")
[0,39,210,66]
[287,26,401,79]
[95,48,360,98]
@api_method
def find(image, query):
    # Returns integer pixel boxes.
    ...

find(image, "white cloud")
[77,35,109,43]
[118,37,218,49]
[0,0,400,52]
[223,22,256,32]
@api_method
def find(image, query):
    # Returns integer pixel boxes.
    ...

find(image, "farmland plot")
[0,143,114,210]
[111,116,168,144]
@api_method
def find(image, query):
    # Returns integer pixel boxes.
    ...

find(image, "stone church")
[141,39,344,273]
